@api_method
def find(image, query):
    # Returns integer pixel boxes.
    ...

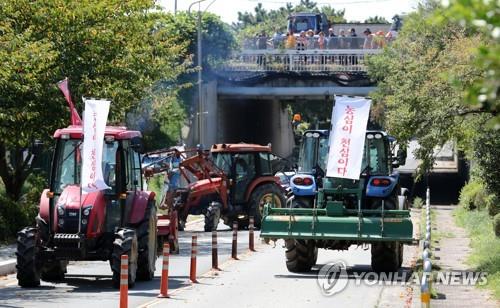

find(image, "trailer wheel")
[111,228,138,288]
[16,227,40,287]
[41,260,67,281]
[204,202,221,232]
[371,242,401,272]
[249,184,286,229]
[136,202,157,281]
[285,239,318,272]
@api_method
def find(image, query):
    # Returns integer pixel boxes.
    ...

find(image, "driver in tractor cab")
[160,150,182,210]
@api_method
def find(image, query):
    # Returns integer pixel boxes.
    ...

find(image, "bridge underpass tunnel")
[217,99,295,158]
[216,98,334,159]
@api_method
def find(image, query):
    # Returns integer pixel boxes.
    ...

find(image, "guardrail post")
[212,230,219,270]
[420,273,431,308]
[190,235,198,283]
[249,216,255,252]
[119,255,128,308]
[158,243,170,298]
[232,221,238,259]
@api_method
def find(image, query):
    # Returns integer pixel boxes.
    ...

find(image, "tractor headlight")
[83,206,92,216]
[81,218,88,225]
[58,218,64,226]
[57,206,65,216]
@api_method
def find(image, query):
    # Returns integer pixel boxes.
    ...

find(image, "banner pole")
[78,103,85,241]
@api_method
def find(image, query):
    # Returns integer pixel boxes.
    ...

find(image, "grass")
[454,206,500,300]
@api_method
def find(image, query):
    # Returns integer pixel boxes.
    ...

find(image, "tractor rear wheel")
[41,260,67,281]
[285,239,318,272]
[249,184,285,229]
[371,241,402,272]
[204,202,221,232]
[111,228,138,288]
[136,202,157,281]
[16,227,40,287]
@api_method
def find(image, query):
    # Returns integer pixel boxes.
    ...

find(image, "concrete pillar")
[202,80,218,148]
[270,100,294,158]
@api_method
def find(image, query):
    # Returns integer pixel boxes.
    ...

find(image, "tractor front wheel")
[136,202,157,281]
[41,260,67,281]
[16,227,40,287]
[111,228,138,288]
[249,184,285,229]
[371,241,402,272]
[204,202,221,232]
[285,239,318,272]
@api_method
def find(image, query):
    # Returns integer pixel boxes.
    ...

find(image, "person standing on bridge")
[285,30,296,49]
[256,31,268,66]
[363,28,374,49]
[327,27,337,49]
[317,31,326,65]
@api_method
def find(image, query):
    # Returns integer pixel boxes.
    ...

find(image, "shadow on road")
[274,263,415,284]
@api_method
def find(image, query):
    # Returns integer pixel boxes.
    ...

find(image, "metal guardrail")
[221,49,382,73]
[421,187,432,308]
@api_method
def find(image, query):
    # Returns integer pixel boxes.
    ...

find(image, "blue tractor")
[289,130,329,208]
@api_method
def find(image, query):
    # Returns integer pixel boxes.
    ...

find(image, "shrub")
[0,195,36,242]
[486,195,499,217]
[494,213,500,238]
[412,197,424,209]
[459,181,485,210]
[0,173,44,242]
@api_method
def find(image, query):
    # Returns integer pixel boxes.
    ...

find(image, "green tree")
[367,1,499,195]
[439,0,499,128]
[364,16,389,23]
[0,0,190,201]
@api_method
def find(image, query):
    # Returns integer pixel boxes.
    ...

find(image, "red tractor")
[16,119,167,288]
[169,143,287,231]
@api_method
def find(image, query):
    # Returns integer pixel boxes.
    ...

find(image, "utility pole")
[197,2,203,146]
[188,0,215,146]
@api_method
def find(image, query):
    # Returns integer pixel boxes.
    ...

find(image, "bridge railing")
[221,49,382,73]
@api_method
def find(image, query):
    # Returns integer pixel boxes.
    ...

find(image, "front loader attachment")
[260,203,414,244]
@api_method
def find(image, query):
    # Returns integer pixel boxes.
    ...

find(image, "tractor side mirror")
[130,136,145,154]
[392,148,407,168]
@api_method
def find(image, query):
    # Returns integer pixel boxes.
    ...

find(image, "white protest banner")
[81,99,111,193]
[326,96,371,180]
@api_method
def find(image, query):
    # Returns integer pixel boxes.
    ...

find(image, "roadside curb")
[0,259,16,276]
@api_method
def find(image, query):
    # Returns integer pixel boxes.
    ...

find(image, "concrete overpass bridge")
[192,48,380,158]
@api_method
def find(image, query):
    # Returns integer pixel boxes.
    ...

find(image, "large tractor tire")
[41,260,67,282]
[111,228,138,288]
[204,202,221,232]
[285,239,318,272]
[136,202,157,281]
[371,241,402,272]
[249,184,286,229]
[16,227,40,287]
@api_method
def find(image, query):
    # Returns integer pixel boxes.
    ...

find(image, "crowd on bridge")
[246,26,398,51]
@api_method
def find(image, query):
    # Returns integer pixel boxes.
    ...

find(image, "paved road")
[0,220,250,308]
[0,212,419,308]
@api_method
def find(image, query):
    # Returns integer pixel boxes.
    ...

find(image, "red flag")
[57,78,82,126]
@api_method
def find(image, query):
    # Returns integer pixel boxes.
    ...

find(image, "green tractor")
[261,130,415,272]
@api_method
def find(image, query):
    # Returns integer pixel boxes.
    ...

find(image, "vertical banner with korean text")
[81,99,111,193]
[326,96,371,180]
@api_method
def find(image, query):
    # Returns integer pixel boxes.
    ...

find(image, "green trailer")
[261,130,417,272]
